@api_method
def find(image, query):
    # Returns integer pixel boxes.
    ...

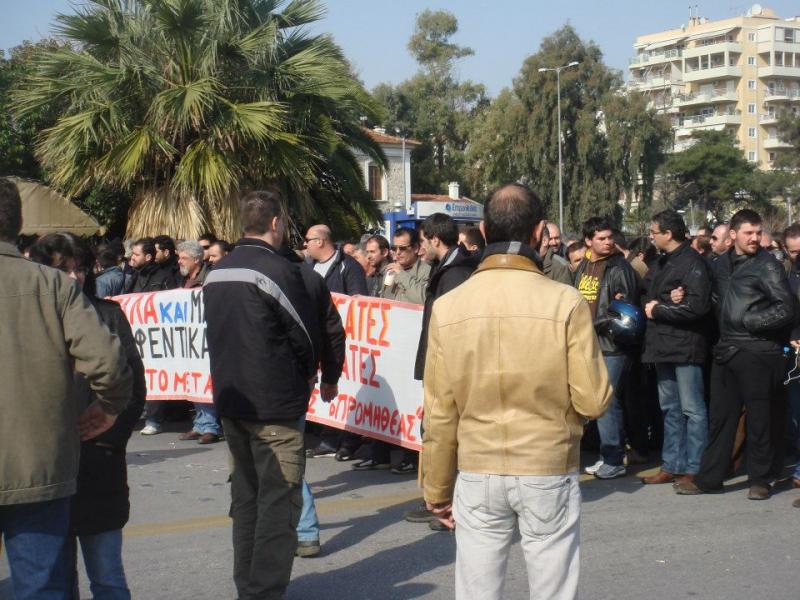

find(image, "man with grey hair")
[175,239,221,443]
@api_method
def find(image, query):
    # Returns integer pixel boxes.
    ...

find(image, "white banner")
[114,289,424,451]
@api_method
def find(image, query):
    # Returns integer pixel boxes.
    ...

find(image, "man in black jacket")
[124,237,178,294]
[574,217,639,480]
[640,210,711,486]
[676,209,797,500]
[304,224,367,296]
[154,234,180,284]
[204,190,343,599]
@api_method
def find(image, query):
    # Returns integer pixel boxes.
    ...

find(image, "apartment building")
[628,4,800,169]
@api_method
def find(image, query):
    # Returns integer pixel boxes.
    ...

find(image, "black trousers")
[696,348,786,490]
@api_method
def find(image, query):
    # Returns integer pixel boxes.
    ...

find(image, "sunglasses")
[303,237,320,244]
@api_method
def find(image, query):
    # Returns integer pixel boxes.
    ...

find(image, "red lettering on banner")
[174,372,189,393]
[357,299,368,342]
[366,304,378,345]
[142,294,158,324]
[378,303,391,347]
[158,369,168,392]
[308,388,318,415]
[368,349,380,388]
[203,375,213,395]
[145,368,158,389]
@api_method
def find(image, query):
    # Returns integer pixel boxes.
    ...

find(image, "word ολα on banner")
[114,289,424,449]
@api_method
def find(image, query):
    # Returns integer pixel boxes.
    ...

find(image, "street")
[2,421,798,599]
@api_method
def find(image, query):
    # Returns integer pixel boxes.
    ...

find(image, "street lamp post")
[538,61,579,233]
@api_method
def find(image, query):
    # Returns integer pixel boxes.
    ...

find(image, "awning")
[686,27,737,42]
[645,36,687,51]
[11,178,105,236]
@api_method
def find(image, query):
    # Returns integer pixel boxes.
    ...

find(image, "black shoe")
[391,461,418,475]
[335,448,355,462]
[428,519,452,532]
[295,540,320,557]
[305,445,336,458]
[352,458,391,471]
[404,504,437,523]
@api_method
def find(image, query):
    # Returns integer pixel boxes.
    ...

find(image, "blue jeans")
[597,354,630,466]
[71,529,130,600]
[193,403,222,435]
[787,379,800,479]
[655,363,708,475]
[297,416,319,542]
[0,497,72,600]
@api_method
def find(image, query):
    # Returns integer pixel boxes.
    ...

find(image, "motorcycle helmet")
[603,299,646,346]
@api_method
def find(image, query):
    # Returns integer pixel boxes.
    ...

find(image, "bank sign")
[413,200,483,221]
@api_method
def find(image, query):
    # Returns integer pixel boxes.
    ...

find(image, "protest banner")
[114,289,424,451]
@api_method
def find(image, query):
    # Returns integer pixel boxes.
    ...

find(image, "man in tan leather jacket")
[422,183,612,600]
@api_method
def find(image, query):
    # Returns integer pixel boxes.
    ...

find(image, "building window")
[748,151,756,161]
[748,80,756,89]
[748,103,756,114]
[748,127,756,137]
[368,165,382,201]
[748,32,756,41]
[769,152,776,162]
[747,56,756,65]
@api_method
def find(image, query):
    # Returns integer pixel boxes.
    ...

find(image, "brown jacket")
[0,241,132,505]
[422,253,612,504]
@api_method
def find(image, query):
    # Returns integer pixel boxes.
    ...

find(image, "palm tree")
[14,0,386,240]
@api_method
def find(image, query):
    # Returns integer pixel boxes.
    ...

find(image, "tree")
[466,25,671,230]
[664,130,755,222]
[14,0,386,241]
[372,10,487,197]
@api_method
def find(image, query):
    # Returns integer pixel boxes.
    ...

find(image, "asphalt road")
[2,420,799,599]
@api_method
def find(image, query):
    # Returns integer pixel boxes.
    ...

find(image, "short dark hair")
[582,217,614,241]
[198,232,218,245]
[133,237,156,261]
[240,190,283,236]
[211,239,234,254]
[652,209,688,242]
[95,242,120,269]
[154,234,176,255]
[29,232,97,296]
[483,183,544,244]
[421,213,459,247]
[567,240,585,255]
[730,209,762,231]
[0,178,22,242]
[462,227,485,251]
[367,234,389,252]
[393,226,419,246]
[784,224,800,243]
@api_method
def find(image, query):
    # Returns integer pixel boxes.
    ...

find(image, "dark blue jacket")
[313,249,367,296]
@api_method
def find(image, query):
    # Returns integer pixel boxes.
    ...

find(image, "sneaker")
[594,464,627,480]
[334,448,355,462]
[140,424,161,435]
[584,459,604,475]
[404,504,437,523]
[305,445,336,458]
[391,461,418,475]
[352,458,391,471]
[295,540,320,558]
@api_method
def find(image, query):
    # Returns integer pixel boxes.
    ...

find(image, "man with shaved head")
[304,224,367,462]
[710,223,731,257]
[304,224,367,297]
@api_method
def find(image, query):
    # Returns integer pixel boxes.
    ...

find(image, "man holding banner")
[204,190,341,600]
[422,184,612,600]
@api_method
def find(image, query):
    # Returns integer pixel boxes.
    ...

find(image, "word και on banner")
[113,289,213,403]
[114,289,425,450]
[307,293,424,452]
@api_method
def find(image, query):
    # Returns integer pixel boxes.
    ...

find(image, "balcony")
[764,89,800,102]
[763,137,793,149]
[628,76,676,90]
[683,41,742,59]
[675,111,742,137]
[759,65,800,78]
[760,113,780,125]
[683,65,742,83]
[629,48,683,67]
[673,90,737,107]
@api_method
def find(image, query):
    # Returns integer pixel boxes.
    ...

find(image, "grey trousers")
[223,417,304,600]
[453,471,581,600]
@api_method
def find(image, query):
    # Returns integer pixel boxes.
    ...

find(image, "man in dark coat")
[640,209,711,486]
[124,237,178,294]
[676,209,798,500]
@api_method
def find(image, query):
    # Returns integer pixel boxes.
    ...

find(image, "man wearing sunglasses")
[381,227,431,305]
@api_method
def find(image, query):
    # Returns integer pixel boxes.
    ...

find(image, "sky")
[3,0,800,95]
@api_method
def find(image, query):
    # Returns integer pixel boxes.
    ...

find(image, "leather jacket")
[712,247,797,354]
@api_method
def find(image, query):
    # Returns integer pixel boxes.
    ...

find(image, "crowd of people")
[2,171,800,600]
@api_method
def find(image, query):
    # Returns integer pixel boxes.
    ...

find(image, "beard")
[179,265,190,277]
